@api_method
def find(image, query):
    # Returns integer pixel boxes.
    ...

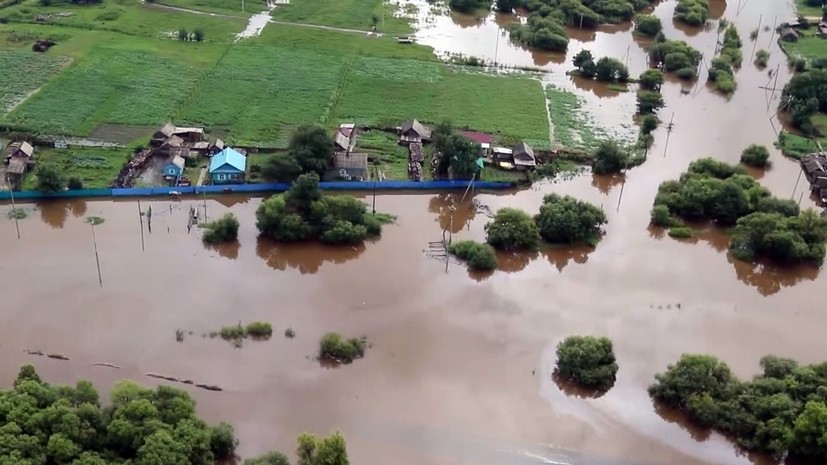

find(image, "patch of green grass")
[7,208,26,219]
[245,321,272,339]
[271,0,412,34]
[157,0,265,17]
[0,50,69,115]
[480,167,526,183]
[668,226,693,238]
[356,129,410,179]
[21,148,128,189]
[180,44,348,147]
[220,323,245,340]
[4,46,205,135]
[795,0,824,17]
[335,57,549,144]
[0,0,245,42]
[784,35,827,62]
[255,23,434,61]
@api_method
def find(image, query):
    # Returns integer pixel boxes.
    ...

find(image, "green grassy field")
[0,49,69,115]
[256,23,434,61]
[355,129,411,179]
[21,147,128,189]
[0,0,245,41]
[157,0,265,16]
[335,58,549,146]
[180,44,349,147]
[4,45,207,135]
[795,0,824,17]
[270,0,412,34]
[780,113,827,159]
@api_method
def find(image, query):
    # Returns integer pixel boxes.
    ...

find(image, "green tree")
[535,193,607,245]
[592,140,630,174]
[262,155,302,182]
[740,144,770,167]
[638,69,664,91]
[572,49,596,78]
[555,336,618,391]
[47,433,81,464]
[201,213,239,244]
[636,90,664,114]
[436,134,480,179]
[781,70,827,134]
[193,29,204,42]
[34,164,65,194]
[640,114,659,134]
[135,430,189,465]
[288,125,333,177]
[485,207,541,251]
[792,401,827,460]
[319,333,365,363]
[494,0,519,13]
[448,240,497,271]
[634,14,662,36]
[209,422,236,460]
[67,177,84,190]
[595,57,629,82]
[649,354,736,408]
[296,431,349,465]
[244,451,291,465]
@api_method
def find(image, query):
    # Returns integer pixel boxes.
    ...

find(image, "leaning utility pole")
[7,174,20,239]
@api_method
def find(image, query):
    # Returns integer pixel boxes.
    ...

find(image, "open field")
[270,0,412,34]
[0,49,69,115]
[780,112,827,159]
[335,58,550,146]
[20,147,129,189]
[157,0,266,16]
[795,0,824,17]
[0,0,245,41]
[180,44,349,147]
[256,23,435,61]
[3,45,208,135]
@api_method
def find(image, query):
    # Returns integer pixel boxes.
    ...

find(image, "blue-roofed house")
[163,155,185,184]
[209,148,246,184]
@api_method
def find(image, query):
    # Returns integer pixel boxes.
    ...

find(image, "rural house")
[333,152,368,180]
[209,147,246,184]
[151,123,206,147]
[780,27,799,42]
[334,123,356,153]
[163,155,185,184]
[512,142,536,170]
[460,130,493,156]
[192,138,225,157]
[800,153,827,201]
[152,123,176,146]
[398,119,432,145]
[4,141,35,185]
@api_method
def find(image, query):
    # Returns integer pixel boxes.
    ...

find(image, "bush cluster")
[485,195,607,250]
[572,50,630,82]
[556,336,618,391]
[650,354,827,461]
[634,14,662,36]
[448,240,498,271]
[219,321,273,341]
[651,158,827,265]
[708,25,742,94]
[781,70,827,135]
[674,0,709,26]
[739,144,770,167]
[754,49,770,67]
[649,39,702,78]
[319,333,366,363]
[256,173,388,245]
[448,0,490,13]
[201,213,240,244]
[0,365,236,465]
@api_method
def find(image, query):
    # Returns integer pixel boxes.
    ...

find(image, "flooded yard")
[2,0,825,464]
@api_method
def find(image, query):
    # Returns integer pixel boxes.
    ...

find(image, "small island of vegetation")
[448,240,498,271]
[674,0,709,26]
[555,335,618,392]
[572,50,630,83]
[650,158,827,265]
[319,332,367,364]
[634,14,662,37]
[650,353,827,462]
[708,24,742,95]
[649,39,703,79]
[256,173,392,245]
[201,213,240,244]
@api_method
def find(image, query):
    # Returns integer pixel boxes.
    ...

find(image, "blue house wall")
[210,163,245,184]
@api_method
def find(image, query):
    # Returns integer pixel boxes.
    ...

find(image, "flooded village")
[3,0,827,465]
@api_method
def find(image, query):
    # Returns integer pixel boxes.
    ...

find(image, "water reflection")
[427,193,476,233]
[728,256,820,297]
[255,237,365,274]
[38,201,68,229]
[449,11,485,28]
[551,371,607,399]
[205,240,241,260]
[542,245,594,272]
[570,75,625,98]
[496,250,536,272]
[591,173,625,195]
[653,400,713,442]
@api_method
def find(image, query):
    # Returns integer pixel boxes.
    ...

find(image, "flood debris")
[22,349,69,360]
[92,362,121,369]
[47,354,70,360]
[146,373,223,391]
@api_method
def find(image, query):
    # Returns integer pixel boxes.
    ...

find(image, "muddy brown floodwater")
[2,1,826,465]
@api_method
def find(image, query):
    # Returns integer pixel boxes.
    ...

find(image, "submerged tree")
[485,207,541,251]
[556,336,618,391]
[535,193,607,245]
[201,213,239,244]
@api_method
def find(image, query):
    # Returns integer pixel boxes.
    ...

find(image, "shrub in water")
[220,324,245,341]
[668,226,693,238]
[740,144,770,167]
[448,240,497,271]
[556,335,618,391]
[319,332,366,363]
[485,208,541,251]
[245,321,273,339]
[202,213,239,244]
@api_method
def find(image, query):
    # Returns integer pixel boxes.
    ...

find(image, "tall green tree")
[34,164,65,194]
[288,125,334,177]
[485,208,541,251]
[556,336,618,391]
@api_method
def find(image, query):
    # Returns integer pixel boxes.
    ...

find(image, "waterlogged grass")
[255,23,434,61]
[336,58,549,145]
[4,47,203,135]
[271,0,412,34]
[20,148,128,189]
[0,50,69,115]
[181,44,348,146]
[158,0,266,16]
[0,0,245,41]
[545,85,618,151]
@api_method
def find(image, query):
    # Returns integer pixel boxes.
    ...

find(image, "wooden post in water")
[791,168,803,200]
[7,174,20,240]
[749,14,762,62]
[137,200,145,252]
[91,221,102,287]
[202,191,208,222]
[662,113,675,158]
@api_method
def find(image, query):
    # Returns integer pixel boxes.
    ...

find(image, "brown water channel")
[1,1,825,465]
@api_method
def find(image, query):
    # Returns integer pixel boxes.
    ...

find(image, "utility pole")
[767,16,777,48]
[371,166,377,214]
[494,31,500,67]
[7,174,20,240]
[663,113,675,158]
[90,221,102,287]
[749,14,762,63]
[137,200,145,252]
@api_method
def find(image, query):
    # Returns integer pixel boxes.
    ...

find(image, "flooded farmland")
[2,0,826,464]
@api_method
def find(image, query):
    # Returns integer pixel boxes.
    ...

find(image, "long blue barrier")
[1,180,514,201]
